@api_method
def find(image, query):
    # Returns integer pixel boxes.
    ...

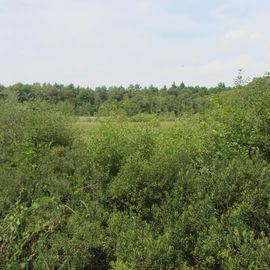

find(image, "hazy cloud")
[0,0,269,87]
[224,30,262,42]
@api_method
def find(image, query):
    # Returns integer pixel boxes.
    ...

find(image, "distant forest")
[0,81,230,117]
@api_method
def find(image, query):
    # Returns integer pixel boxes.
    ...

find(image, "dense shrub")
[1,77,270,269]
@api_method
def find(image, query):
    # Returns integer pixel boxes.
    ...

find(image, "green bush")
[1,78,270,269]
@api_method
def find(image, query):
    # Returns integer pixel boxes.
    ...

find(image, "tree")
[180,81,186,89]
[234,69,250,87]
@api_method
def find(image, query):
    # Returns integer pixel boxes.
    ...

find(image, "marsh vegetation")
[1,77,270,269]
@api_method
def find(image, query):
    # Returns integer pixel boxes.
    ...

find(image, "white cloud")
[0,0,269,87]
[224,30,262,42]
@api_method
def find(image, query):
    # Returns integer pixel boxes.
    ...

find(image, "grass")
[73,119,178,129]
[72,118,179,139]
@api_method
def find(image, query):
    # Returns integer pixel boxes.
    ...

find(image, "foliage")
[1,77,270,269]
[1,81,231,119]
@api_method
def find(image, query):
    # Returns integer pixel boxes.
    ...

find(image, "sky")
[0,0,269,88]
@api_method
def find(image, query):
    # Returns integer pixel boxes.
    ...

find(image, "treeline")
[1,77,270,269]
[0,81,230,117]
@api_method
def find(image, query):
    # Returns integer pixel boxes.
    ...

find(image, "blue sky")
[0,0,269,87]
